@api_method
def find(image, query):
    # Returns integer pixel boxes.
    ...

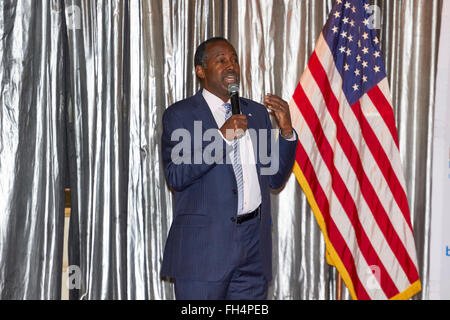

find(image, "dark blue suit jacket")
[160,90,297,282]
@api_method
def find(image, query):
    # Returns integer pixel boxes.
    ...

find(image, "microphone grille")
[227,83,240,94]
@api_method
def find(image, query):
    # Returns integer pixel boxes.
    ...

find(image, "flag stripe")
[358,91,418,265]
[359,87,412,229]
[313,38,418,270]
[293,84,400,298]
[298,67,413,292]
[314,42,408,197]
[314,40,414,234]
[351,101,414,233]
[306,51,419,285]
[352,102,419,283]
[366,84,400,148]
[359,82,407,189]
[295,137,373,300]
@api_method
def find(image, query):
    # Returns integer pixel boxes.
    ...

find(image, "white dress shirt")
[202,89,262,215]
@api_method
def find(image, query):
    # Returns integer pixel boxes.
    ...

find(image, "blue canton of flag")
[323,0,386,106]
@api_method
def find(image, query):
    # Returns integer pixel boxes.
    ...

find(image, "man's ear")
[196,65,205,81]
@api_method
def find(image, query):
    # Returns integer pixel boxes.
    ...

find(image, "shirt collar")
[202,88,230,111]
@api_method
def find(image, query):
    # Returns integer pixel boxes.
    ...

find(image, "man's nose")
[225,59,234,70]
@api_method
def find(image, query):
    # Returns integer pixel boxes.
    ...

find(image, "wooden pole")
[336,272,343,300]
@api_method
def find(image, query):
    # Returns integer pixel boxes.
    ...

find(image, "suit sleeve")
[263,110,298,190]
[161,107,230,192]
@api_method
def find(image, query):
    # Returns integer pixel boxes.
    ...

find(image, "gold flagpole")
[336,272,343,300]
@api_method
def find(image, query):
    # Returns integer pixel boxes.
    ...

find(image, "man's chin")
[223,81,239,90]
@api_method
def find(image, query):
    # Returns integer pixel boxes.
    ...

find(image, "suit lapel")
[240,99,264,184]
[191,89,219,130]
[239,99,254,130]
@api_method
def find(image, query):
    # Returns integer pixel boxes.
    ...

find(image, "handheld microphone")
[227,83,240,115]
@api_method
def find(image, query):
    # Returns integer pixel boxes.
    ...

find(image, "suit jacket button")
[232,189,237,195]
[230,217,236,223]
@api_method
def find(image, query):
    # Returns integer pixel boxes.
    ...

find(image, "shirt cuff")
[280,129,297,141]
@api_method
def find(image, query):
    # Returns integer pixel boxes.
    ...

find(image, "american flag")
[290,0,421,300]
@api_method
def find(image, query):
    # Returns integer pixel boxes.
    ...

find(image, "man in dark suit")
[161,37,297,300]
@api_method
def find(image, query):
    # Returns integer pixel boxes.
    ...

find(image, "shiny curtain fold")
[375,0,442,300]
[0,0,442,300]
[65,0,129,300]
[0,0,67,299]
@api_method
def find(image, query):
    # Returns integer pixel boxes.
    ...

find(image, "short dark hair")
[194,37,229,68]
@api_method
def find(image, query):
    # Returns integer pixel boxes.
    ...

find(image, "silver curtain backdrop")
[0,0,442,299]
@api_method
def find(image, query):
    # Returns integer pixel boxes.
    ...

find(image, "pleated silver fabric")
[64,0,130,300]
[0,0,67,299]
[0,0,442,300]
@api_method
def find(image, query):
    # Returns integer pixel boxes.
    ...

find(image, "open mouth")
[223,72,239,85]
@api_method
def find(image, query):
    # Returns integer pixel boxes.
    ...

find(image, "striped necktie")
[224,103,244,215]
